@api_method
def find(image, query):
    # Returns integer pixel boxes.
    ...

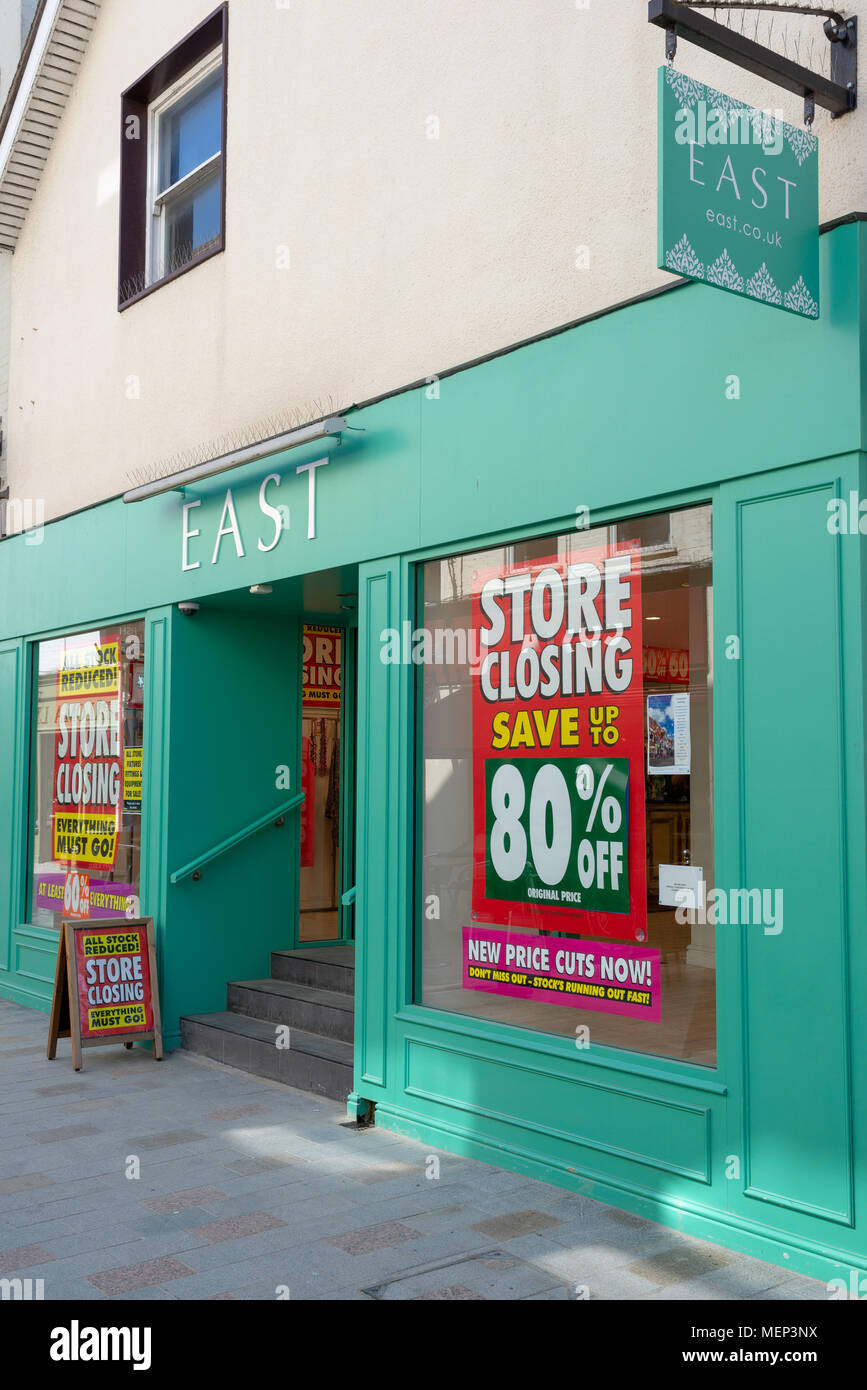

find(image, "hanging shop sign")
[471,544,647,942]
[302,624,342,706]
[52,636,123,872]
[658,65,819,318]
[463,925,660,1021]
[47,918,162,1071]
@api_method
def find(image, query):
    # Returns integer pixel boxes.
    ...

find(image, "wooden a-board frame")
[47,917,163,1071]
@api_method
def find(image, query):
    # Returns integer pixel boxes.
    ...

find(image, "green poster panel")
[483,755,630,916]
[657,65,819,318]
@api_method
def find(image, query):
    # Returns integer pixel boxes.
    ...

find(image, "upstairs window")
[148,54,222,285]
[119,6,227,308]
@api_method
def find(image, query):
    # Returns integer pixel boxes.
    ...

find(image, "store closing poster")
[52,637,123,873]
[74,922,155,1038]
[302,625,342,707]
[467,544,655,1013]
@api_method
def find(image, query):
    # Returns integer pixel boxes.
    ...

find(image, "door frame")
[336,626,357,943]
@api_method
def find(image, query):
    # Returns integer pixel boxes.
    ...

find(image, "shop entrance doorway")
[180,574,358,1100]
[299,622,355,945]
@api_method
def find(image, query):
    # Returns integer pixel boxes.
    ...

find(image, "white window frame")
[145,47,223,287]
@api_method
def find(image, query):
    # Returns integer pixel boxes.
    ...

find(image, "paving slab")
[0,995,830,1302]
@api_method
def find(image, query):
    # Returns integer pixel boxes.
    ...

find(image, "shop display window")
[29,622,146,928]
[416,506,715,1065]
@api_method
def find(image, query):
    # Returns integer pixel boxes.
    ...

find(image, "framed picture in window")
[129,660,145,708]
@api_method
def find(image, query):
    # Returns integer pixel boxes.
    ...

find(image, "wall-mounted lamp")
[122,416,350,504]
[249,584,273,595]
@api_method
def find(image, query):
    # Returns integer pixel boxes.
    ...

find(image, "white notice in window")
[658,864,705,909]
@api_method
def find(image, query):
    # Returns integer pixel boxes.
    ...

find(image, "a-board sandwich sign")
[47,918,162,1071]
[658,65,819,318]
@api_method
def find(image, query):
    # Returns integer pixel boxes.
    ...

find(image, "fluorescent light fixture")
[122,417,349,503]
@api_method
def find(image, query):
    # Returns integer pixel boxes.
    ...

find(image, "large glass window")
[416,505,714,1065]
[30,622,146,928]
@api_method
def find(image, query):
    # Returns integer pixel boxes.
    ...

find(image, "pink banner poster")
[463,924,661,1021]
[34,874,138,921]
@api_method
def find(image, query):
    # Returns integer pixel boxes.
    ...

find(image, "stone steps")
[271,944,355,994]
[227,978,354,1043]
[181,945,355,1103]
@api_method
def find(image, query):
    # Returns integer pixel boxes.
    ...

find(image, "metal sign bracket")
[649,1,857,117]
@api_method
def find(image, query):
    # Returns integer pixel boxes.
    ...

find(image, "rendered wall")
[5,0,867,520]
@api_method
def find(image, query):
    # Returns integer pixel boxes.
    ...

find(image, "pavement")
[0,995,828,1301]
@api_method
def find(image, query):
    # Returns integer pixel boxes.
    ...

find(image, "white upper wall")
[6,0,867,520]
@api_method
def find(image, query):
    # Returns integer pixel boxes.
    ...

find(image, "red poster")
[302,625,342,707]
[52,635,123,873]
[63,871,91,920]
[73,921,154,1039]
[643,645,689,685]
[471,544,647,941]
[300,736,315,867]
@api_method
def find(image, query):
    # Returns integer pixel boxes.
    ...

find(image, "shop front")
[1,216,865,1284]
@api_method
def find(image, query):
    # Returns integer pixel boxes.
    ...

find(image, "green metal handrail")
[170,792,306,885]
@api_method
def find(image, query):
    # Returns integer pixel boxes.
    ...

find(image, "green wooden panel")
[13,933,59,990]
[0,644,21,972]
[354,560,402,1090]
[738,479,852,1224]
[415,227,860,555]
[405,1035,712,1183]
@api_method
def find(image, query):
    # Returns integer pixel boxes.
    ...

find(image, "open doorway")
[300,623,354,943]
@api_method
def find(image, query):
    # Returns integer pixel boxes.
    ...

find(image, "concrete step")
[270,946,355,995]
[227,977,354,1043]
[180,1011,353,1103]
